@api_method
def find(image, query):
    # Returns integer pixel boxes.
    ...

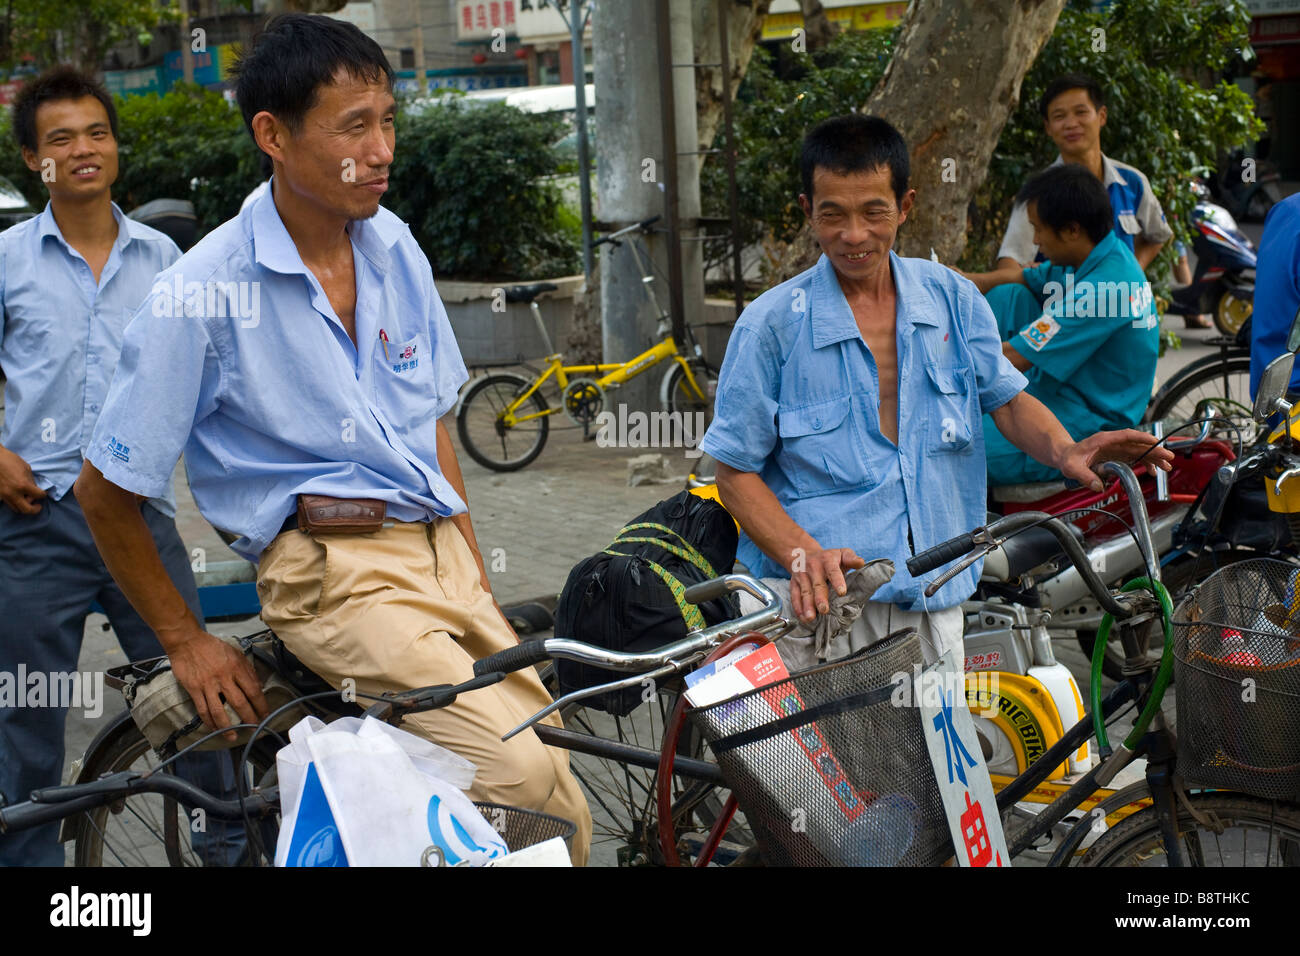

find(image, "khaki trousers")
[256,518,592,865]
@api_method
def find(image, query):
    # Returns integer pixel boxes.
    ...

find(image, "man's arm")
[958,262,1027,296]
[1001,341,1032,372]
[1134,237,1165,271]
[436,417,491,592]
[989,392,1174,491]
[715,462,864,623]
[0,444,46,513]
[74,463,267,740]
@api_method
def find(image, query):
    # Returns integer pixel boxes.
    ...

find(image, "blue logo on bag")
[287,764,349,867]
[426,795,505,865]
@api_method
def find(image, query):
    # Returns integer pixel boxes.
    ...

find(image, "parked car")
[0,174,36,229]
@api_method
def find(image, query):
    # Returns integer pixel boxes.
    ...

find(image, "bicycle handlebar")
[473,573,783,679]
[590,215,663,248]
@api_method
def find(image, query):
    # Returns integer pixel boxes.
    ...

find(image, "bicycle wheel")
[1146,355,1255,440]
[456,372,551,472]
[663,361,718,422]
[556,675,753,866]
[70,711,279,867]
[1080,792,1300,867]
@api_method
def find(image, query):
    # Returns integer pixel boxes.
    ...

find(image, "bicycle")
[455,215,719,472]
[1145,322,1254,439]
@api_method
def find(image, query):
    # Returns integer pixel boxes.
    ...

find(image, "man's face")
[798,165,913,283]
[22,96,119,202]
[1043,87,1106,157]
[1026,200,1085,267]
[263,68,395,222]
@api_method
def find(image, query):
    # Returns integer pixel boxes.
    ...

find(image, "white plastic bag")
[274,715,508,867]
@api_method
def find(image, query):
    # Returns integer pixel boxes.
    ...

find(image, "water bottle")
[833,794,918,866]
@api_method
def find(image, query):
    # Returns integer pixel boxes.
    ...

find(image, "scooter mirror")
[1253,352,1296,423]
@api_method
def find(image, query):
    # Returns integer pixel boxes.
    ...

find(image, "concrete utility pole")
[411,0,426,91]
[181,0,194,84]
[594,0,703,413]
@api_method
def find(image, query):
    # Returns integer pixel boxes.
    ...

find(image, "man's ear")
[1097,104,1107,129]
[798,193,811,220]
[897,188,916,225]
[249,111,287,168]
[21,146,40,174]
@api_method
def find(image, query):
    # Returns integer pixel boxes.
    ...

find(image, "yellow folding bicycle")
[455,217,718,472]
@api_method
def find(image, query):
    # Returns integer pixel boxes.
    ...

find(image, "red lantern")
[472,52,488,65]
[514,47,528,59]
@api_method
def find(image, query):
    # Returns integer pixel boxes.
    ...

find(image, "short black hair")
[799,114,910,205]
[1016,163,1113,244]
[231,13,394,160]
[11,66,118,154]
[1039,72,1105,119]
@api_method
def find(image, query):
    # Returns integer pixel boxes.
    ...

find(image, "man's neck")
[271,177,352,264]
[49,193,118,251]
[1061,145,1106,183]
[835,254,896,306]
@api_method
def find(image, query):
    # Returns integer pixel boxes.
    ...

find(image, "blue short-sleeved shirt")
[1012,230,1160,438]
[85,185,469,562]
[699,252,1028,611]
[1249,194,1300,398]
[0,202,180,513]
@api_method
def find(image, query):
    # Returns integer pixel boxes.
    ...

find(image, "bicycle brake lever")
[923,544,995,598]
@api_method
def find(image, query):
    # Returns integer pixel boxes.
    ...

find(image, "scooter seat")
[990,480,1069,504]
[982,515,1084,583]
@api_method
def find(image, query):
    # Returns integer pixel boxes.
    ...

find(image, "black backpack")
[553,490,740,716]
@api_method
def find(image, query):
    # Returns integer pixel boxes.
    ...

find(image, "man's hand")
[788,546,867,624]
[0,445,46,514]
[1059,428,1175,492]
[165,628,269,742]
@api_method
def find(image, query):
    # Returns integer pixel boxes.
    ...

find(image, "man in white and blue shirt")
[996,74,1171,271]
[0,68,238,866]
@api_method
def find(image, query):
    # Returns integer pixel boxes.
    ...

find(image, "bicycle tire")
[662,361,717,418]
[553,674,752,866]
[456,372,551,472]
[70,711,279,867]
[1145,355,1254,436]
[1079,792,1300,867]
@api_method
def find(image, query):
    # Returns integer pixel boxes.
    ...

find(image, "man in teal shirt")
[962,164,1159,485]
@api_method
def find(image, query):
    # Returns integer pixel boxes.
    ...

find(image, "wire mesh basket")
[472,803,576,854]
[686,628,953,866]
[1173,558,1300,800]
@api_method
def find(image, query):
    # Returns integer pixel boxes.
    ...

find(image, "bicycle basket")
[1173,558,1300,800]
[686,628,953,867]
[473,803,576,854]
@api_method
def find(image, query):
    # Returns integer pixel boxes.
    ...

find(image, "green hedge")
[0,83,578,281]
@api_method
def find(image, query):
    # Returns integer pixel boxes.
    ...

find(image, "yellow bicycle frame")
[497,337,710,427]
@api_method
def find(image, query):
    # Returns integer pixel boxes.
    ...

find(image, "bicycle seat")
[990,480,1070,504]
[504,282,559,304]
[981,513,1084,583]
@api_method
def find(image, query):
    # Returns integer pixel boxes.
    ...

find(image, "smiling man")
[72,14,590,862]
[0,67,241,866]
[699,115,1172,666]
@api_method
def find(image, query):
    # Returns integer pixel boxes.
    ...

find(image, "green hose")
[1090,576,1175,754]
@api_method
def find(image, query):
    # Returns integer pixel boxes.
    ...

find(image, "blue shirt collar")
[250,180,404,276]
[1076,229,1122,278]
[811,250,939,350]
[37,199,139,254]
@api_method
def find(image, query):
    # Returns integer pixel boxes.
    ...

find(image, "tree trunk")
[775,0,1067,279]
[692,0,774,174]
[799,0,839,51]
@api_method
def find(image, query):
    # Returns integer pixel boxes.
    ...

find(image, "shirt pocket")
[1117,212,1141,236]
[775,398,874,497]
[374,332,437,424]
[924,363,974,454]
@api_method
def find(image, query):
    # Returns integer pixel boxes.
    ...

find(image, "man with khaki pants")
[72,14,590,863]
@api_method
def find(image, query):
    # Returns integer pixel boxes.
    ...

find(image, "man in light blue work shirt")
[73,14,590,862]
[0,67,236,866]
[700,115,1170,665]
[962,164,1160,485]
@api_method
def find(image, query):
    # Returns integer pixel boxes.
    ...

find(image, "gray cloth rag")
[805,558,896,659]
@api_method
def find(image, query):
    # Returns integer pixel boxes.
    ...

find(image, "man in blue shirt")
[699,115,1170,664]
[72,15,590,863]
[1249,193,1300,398]
[962,165,1161,485]
[0,68,237,866]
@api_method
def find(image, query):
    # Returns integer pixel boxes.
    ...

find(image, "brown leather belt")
[279,494,389,535]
